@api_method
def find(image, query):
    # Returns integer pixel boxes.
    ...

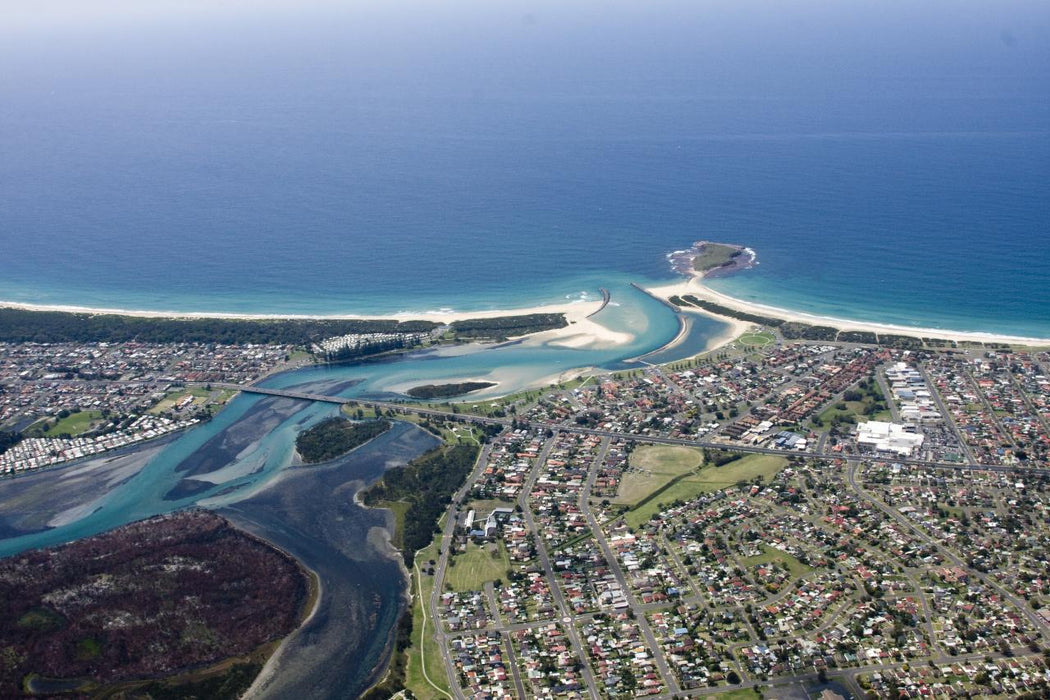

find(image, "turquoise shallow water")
[0,281,700,558]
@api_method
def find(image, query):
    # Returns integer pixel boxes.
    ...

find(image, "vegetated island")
[405,381,497,400]
[669,240,756,278]
[0,510,312,699]
[359,442,479,699]
[295,417,392,464]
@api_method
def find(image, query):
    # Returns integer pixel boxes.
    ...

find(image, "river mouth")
[0,283,726,692]
[221,421,440,700]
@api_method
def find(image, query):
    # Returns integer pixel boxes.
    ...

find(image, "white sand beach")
[0,298,634,350]
[647,276,1050,348]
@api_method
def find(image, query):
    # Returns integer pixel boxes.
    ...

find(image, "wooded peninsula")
[0,510,310,698]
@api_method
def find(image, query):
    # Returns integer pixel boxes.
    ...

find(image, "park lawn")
[740,544,811,579]
[709,689,759,699]
[738,330,775,347]
[29,410,104,437]
[445,541,510,592]
[625,454,787,529]
[817,400,868,424]
[405,541,452,700]
[692,454,788,490]
[614,445,704,506]
[341,404,386,420]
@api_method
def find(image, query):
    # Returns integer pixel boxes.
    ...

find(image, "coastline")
[0,297,633,351]
[647,275,1050,348]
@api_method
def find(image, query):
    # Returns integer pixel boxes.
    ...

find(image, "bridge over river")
[206,382,1050,477]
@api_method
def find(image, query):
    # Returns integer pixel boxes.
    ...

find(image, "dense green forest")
[0,308,437,345]
[449,313,566,340]
[362,443,479,565]
[0,308,572,347]
[673,295,952,348]
[295,418,391,463]
[405,381,496,399]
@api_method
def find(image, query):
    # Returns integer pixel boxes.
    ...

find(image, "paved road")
[209,382,1050,477]
[427,443,493,700]
[516,433,601,699]
[579,437,681,695]
[846,462,1049,638]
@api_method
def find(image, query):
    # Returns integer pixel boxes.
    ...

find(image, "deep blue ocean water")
[1,1,1048,335]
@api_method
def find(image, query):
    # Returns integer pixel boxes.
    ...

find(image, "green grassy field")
[28,410,104,437]
[615,445,704,506]
[740,543,811,578]
[625,454,788,529]
[445,542,511,592]
[815,397,891,426]
[737,330,775,347]
[709,689,760,699]
[404,541,452,700]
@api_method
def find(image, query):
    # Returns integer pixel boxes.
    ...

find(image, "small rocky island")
[295,416,392,463]
[0,510,310,698]
[669,240,756,278]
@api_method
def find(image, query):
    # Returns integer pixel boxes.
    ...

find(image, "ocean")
[1,1,1048,335]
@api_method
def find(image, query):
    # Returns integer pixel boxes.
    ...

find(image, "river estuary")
[0,283,725,695]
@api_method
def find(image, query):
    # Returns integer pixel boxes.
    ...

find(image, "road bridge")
[207,383,1050,477]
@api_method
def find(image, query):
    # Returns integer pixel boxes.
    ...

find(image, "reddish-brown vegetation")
[0,510,307,695]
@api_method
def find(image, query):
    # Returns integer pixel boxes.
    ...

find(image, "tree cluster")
[362,443,479,565]
[0,308,436,345]
[449,313,567,340]
[295,418,391,463]
[0,430,22,456]
[405,381,496,400]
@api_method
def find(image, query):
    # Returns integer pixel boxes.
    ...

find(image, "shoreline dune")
[647,276,1050,348]
[0,297,634,351]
